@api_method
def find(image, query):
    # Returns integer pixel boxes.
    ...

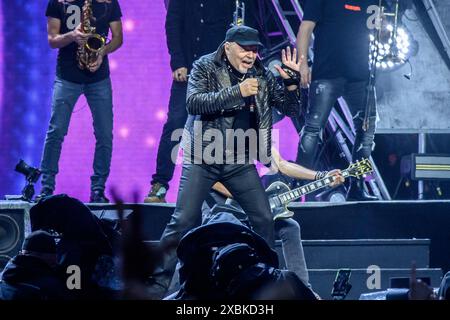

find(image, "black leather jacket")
[181,44,301,165]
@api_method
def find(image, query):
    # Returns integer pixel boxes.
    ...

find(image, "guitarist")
[206,146,344,288]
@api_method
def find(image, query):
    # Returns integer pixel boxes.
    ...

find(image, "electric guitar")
[226,158,374,221]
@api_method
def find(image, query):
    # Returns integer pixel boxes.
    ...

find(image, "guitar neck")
[277,170,351,205]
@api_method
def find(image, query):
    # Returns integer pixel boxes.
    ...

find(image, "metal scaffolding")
[267,0,392,200]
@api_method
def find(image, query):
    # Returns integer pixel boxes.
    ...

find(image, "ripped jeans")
[298,78,377,168]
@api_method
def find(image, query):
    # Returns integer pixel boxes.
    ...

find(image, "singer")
[147,25,302,299]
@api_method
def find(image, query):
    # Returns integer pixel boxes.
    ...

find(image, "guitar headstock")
[346,158,374,178]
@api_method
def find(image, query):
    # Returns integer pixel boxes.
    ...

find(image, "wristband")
[315,171,329,180]
[283,77,298,87]
[281,63,301,82]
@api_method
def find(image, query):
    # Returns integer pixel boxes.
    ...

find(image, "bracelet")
[281,63,301,82]
[315,171,329,180]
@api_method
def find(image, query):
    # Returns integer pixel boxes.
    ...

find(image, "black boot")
[346,178,378,201]
[90,190,110,203]
[34,187,53,202]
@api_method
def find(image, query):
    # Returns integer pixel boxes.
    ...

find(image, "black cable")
[392,176,404,200]
[403,59,413,79]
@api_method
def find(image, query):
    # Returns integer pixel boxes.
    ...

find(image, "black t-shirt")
[46,0,122,84]
[226,61,258,163]
[303,0,378,81]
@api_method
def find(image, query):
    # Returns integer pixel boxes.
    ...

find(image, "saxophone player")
[37,0,123,203]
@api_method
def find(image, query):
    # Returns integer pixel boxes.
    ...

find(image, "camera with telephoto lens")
[15,160,41,183]
[14,160,42,202]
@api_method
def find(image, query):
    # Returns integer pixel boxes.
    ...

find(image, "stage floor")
[3,199,449,270]
[2,199,449,299]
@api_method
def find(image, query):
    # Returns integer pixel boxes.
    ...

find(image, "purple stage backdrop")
[0,1,298,203]
[0,5,3,131]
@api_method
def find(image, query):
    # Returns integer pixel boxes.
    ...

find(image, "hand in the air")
[409,263,438,300]
[274,47,302,80]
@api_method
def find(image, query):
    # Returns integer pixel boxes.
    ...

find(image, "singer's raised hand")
[274,47,302,80]
[239,78,258,98]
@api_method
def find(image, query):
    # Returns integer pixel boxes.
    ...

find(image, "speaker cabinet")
[0,209,25,269]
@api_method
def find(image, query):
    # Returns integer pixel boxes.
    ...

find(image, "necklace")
[225,59,247,82]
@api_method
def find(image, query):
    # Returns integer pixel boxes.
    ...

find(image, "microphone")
[247,68,257,112]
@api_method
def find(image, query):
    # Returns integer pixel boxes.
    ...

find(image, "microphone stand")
[363,0,400,131]
[363,0,384,132]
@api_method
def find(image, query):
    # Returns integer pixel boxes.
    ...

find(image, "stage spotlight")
[369,1,418,72]
[370,26,414,71]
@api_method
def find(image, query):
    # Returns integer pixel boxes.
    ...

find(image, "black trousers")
[156,163,275,293]
[151,81,188,189]
[298,78,377,169]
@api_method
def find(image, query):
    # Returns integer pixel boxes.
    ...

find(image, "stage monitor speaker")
[412,154,450,180]
[0,209,25,269]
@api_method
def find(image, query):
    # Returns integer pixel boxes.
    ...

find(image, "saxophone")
[77,0,106,71]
